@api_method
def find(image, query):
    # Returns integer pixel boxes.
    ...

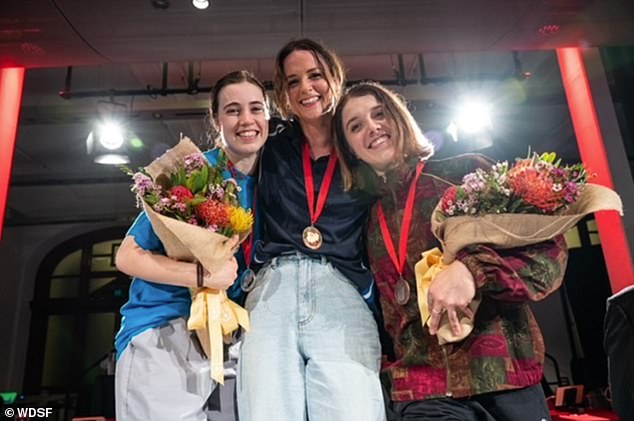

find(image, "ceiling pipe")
[396,54,408,86]
[187,61,200,94]
[160,62,168,95]
[11,175,131,187]
[418,54,427,83]
[58,53,528,100]
[513,51,532,80]
[5,212,136,227]
[58,66,74,99]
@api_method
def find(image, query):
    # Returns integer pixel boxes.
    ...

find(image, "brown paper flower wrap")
[139,137,251,384]
[416,183,623,345]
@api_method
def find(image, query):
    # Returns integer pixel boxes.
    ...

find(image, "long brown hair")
[273,38,345,119]
[207,70,269,147]
[333,82,434,190]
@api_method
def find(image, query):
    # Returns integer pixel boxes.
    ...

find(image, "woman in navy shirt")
[237,39,385,421]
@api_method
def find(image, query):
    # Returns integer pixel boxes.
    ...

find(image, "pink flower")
[132,172,155,196]
[183,153,205,174]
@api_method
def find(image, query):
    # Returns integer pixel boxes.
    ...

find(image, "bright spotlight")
[86,119,131,165]
[192,0,209,10]
[455,100,492,135]
[97,121,125,150]
[94,154,130,165]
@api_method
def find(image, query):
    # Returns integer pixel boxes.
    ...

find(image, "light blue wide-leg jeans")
[237,254,385,421]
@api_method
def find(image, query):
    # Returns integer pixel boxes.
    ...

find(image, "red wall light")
[557,48,633,293]
[0,67,25,241]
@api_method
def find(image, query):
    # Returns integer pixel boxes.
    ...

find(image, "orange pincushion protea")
[196,200,230,227]
[508,159,564,212]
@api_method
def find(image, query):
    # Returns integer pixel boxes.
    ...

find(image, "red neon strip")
[0,67,25,241]
[557,48,634,293]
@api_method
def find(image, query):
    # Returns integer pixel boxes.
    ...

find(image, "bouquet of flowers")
[127,136,252,383]
[416,152,623,345]
[439,152,587,217]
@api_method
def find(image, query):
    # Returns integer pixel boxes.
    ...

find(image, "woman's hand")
[427,260,476,337]
[203,257,239,290]
[202,234,240,290]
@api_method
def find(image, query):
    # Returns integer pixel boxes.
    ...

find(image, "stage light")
[192,0,209,10]
[94,153,130,165]
[454,100,492,135]
[152,0,170,9]
[97,121,124,150]
[86,118,131,165]
[444,99,494,151]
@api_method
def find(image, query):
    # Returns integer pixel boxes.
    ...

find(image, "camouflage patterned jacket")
[366,154,569,402]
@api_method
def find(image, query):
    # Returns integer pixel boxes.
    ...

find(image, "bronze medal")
[301,142,337,252]
[395,278,411,305]
[302,225,323,250]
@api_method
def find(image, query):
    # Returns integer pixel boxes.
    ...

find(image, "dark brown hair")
[333,82,434,190]
[273,38,345,119]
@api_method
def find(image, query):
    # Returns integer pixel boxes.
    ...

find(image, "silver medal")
[240,268,256,292]
[395,278,411,305]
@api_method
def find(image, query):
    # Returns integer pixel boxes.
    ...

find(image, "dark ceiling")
[2,0,634,226]
[4,0,634,67]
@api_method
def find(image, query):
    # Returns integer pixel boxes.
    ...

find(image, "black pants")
[391,384,551,421]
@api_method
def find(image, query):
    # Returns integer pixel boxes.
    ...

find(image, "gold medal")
[302,225,323,250]
[395,278,411,305]
[301,142,337,252]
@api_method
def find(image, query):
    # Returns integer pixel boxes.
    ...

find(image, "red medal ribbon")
[302,141,338,226]
[241,193,255,268]
[227,159,255,268]
[227,158,236,177]
[376,161,425,279]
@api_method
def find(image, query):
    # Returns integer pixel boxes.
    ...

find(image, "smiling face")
[215,81,269,161]
[341,94,398,173]
[282,49,334,122]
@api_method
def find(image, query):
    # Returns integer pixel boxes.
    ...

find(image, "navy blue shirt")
[254,119,377,300]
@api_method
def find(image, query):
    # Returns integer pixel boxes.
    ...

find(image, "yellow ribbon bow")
[415,247,479,345]
[187,288,250,384]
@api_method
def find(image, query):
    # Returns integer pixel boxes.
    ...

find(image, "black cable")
[50,1,111,62]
